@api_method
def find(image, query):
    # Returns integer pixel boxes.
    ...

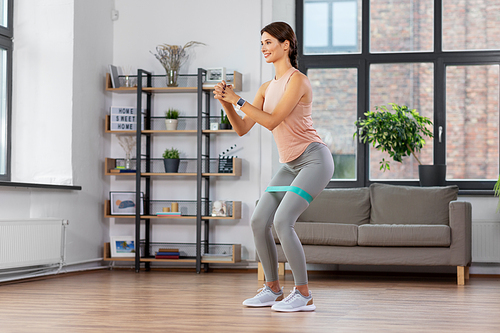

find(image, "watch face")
[237,98,245,107]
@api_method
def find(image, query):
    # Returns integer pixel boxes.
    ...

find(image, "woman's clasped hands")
[213,80,238,105]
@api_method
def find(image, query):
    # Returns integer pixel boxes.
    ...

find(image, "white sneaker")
[242,284,284,307]
[271,287,316,312]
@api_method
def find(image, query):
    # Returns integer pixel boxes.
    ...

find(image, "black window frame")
[297,0,500,190]
[0,0,12,181]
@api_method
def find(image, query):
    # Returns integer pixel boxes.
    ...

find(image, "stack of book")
[110,166,136,173]
[155,248,180,259]
[155,211,182,217]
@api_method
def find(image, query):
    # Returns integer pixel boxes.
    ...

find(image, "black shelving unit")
[134,68,211,273]
[104,68,242,273]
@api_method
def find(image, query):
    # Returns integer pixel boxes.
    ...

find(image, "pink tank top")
[263,67,325,163]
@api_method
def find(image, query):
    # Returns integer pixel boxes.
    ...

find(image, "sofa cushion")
[358,224,451,247]
[298,188,371,225]
[273,222,358,246]
[369,183,458,225]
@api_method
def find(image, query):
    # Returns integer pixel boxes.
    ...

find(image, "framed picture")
[206,67,226,82]
[110,236,135,257]
[110,191,144,215]
[109,64,122,88]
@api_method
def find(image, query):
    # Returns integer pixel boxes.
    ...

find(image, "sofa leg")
[278,262,285,277]
[258,262,265,281]
[258,262,286,281]
[457,266,469,285]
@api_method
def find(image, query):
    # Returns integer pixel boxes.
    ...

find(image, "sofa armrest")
[449,200,472,266]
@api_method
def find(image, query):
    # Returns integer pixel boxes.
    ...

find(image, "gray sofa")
[259,183,472,285]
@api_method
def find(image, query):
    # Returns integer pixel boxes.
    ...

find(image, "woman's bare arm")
[214,73,311,131]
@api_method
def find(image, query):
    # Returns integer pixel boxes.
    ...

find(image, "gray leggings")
[250,142,334,286]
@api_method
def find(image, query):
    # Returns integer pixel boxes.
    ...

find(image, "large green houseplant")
[354,103,441,185]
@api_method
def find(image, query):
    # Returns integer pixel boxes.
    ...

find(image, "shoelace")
[255,284,282,297]
[282,287,300,303]
[255,284,269,297]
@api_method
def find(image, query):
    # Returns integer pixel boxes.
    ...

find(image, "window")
[442,0,500,51]
[370,0,434,53]
[0,0,11,181]
[446,64,499,181]
[297,0,500,190]
[309,68,358,180]
[303,0,360,54]
[369,63,434,180]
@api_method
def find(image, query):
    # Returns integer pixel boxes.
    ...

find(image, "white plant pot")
[165,119,178,130]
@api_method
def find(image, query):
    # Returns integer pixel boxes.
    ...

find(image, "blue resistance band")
[265,186,313,204]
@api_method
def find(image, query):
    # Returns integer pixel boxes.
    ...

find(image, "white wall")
[109,0,270,260]
[1,0,114,271]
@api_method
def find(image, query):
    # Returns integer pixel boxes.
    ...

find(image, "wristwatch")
[235,98,246,111]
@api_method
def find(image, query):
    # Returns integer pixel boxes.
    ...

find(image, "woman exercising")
[213,21,334,312]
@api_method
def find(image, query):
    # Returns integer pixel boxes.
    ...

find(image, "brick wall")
[309,0,499,180]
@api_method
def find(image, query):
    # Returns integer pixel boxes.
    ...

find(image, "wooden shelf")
[141,172,198,177]
[104,200,241,220]
[142,129,198,134]
[105,71,242,93]
[105,115,238,134]
[104,202,241,220]
[204,158,242,177]
[103,242,241,263]
[103,243,196,263]
[104,158,135,176]
[202,130,236,134]
[105,158,242,177]
[201,244,241,263]
[104,73,137,93]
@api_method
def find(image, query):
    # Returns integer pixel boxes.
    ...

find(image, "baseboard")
[0,258,105,284]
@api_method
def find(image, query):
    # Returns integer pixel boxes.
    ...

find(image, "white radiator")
[472,221,500,263]
[0,218,68,270]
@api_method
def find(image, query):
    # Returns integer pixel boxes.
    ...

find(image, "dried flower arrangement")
[150,41,205,72]
[117,135,136,156]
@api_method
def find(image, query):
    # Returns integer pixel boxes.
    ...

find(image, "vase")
[164,158,180,173]
[419,164,446,186]
[125,152,131,169]
[165,119,178,130]
[166,68,179,87]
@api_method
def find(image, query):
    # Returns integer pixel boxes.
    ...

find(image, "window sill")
[458,190,494,196]
[0,181,82,191]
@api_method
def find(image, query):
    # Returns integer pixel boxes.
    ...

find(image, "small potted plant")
[163,147,180,173]
[354,103,440,186]
[220,109,232,130]
[165,108,179,130]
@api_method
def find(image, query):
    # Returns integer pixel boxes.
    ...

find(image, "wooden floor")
[0,269,499,332]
